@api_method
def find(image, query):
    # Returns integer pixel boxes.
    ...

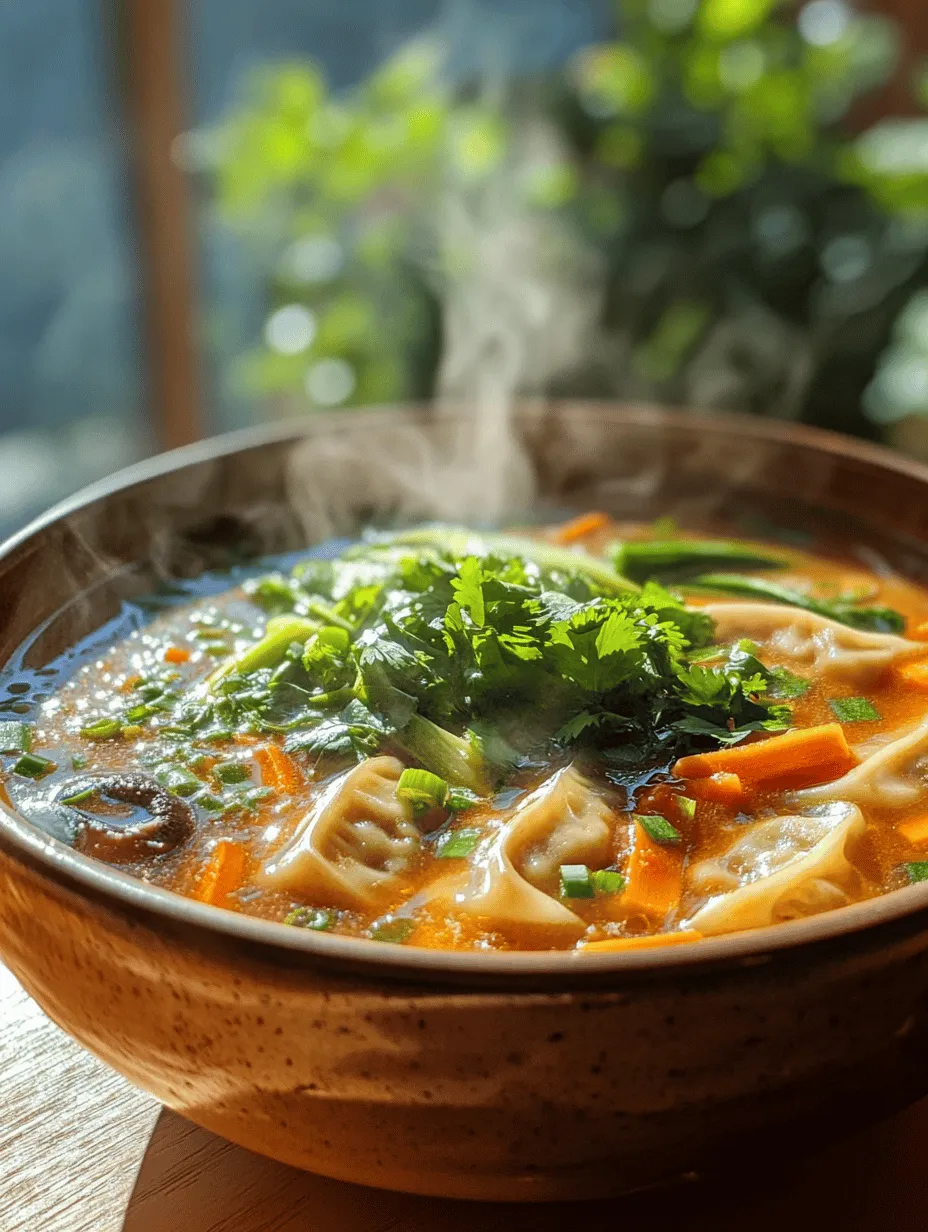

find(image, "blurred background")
[4,0,928,538]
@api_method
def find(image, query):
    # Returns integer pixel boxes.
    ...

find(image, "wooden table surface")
[4,962,928,1232]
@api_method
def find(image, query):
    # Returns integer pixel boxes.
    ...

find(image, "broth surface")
[7,517,928,953]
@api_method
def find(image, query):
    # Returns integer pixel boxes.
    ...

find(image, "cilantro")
[906,862,928,884]
[767,667,811,699]
[829,697,881,723]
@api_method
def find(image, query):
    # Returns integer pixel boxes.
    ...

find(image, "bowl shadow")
[122,1099,928,1232]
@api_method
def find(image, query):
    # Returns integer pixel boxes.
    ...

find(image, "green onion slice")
[13,752,56,780]
[591,869,626,895]
[637,814,682,845]
[285,907,335,931]
[677,796,697,821]
[435,828,481,859]
[396,767,448,812]
[80,718,123,741]
[213,761,252,785]
[560,863,595,899]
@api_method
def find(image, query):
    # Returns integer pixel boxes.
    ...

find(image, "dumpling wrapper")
[684,801,865,936]
[799,715,928,810]
[438,765,616,933]
[704,602,920,686]
[260,755,419,909]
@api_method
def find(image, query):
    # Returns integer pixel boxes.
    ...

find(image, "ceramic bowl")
[4,404,928,1201]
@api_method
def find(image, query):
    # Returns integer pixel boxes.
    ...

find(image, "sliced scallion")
[155,764,202,797]
[637,814,682,845]
[13,752,56,780]
[591,869,625,895]
[80,718,123,742]
[396,767,448,812]
[285,906,335,931]
[213,761,252,785]
[446,786,483,811]
[435,828,481,859]
[560,864,595,899]
[677,796,697,821]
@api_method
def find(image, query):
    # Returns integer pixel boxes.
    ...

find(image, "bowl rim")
[5,400,928,983]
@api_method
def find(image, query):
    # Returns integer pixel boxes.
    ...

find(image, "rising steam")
[286,112,602,539]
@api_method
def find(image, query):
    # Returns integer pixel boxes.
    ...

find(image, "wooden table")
[4,962,928,1232]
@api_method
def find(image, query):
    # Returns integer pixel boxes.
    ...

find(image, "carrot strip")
[194,840,246,908]
[164,645,190,664]
[622,821,685,923]
[551,511,609,544]
[687,772,744,808]
[672,723,856,792]
[581,931,702,952]
[899,816,928,846]
[896,660,928,690]
[254,743,303,794]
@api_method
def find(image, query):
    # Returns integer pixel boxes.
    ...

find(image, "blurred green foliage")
[199,0,928,437]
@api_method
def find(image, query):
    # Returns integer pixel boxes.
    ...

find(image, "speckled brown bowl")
[5,404,928,1201]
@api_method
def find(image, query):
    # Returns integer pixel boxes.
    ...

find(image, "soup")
[6,516,928,953]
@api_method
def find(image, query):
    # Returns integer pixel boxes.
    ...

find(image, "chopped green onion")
[0,721,31,753]
[370,917,417,944]
[677,796,697,821]
[198,794,226,813]
[591,869,626,895]
[829,697,881,723]
[60,786,96,807]
[446,787,483,811]
[80,718,123,741]
[154,764,202,797]
[213,761,252,785]
[71,752,87,771]
[560,863,595,899]
[436,828,481,859]
[637,814,682,845]
[13,752,56,779]
[202,728,233,744]
[906,862,928,884]
[397,767,448,812]
[209,615,320,687]
[285,906,335,931]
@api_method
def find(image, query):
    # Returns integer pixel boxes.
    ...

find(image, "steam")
[286,114,602,538]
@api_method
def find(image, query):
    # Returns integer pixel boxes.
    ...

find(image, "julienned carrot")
[687,772,744,808]
[581,931,702,952]
[622,821,685,924]
[899,816,928,846]
[195,840,246,908]
[897,659,928,690]
[164,645,190,664]
[672,723,856,792]
[551,511,609,544]
[254,743,303,794]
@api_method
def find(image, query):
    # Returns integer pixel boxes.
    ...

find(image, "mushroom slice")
[59,773,195,864]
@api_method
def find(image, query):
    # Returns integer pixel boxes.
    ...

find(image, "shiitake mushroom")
[56,773,195,864]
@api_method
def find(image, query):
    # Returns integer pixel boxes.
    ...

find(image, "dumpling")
[684,801,866,936]
[704,602,920,685]
[800,715,928,810]
[260,756,419,908]
[442,765,617,932]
